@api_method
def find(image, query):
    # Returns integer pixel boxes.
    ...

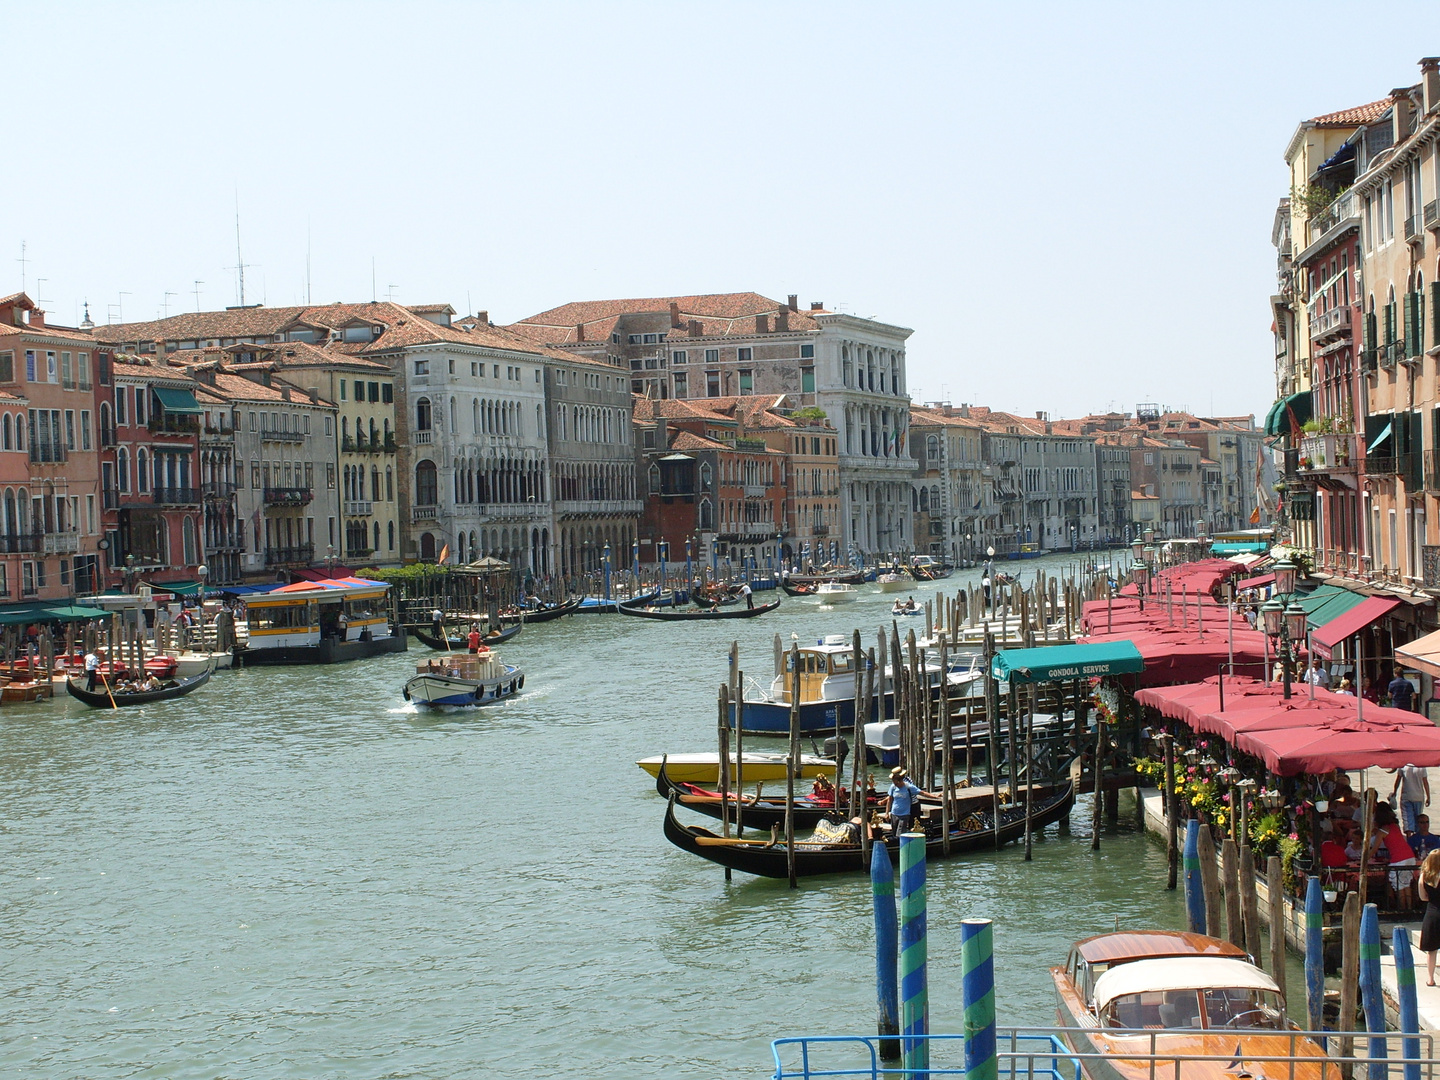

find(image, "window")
[628,334,642,344]
[340,380,348,401]
[368,381,379,402]
[414,360,428,375]
[737,347,752,361]
[61,352,72,388]
[672,350,688,365]
[738,370,753,394]
[673,371,688,397]
[382,383,394,403]
[46,351,56,382]
[705,348,719,364]
[1143,452,1154,465]
[64,410,75,451]
[416,398,432,431]
[800,343,815,359]
[706,370,720,397]
[134,391,145,427]
[0,353,11,382]
[326,463,336,489]
[801,366,815,393]
[415,460,438,504]
[117,448,130,492]
[78,352,90,389]
[116,387,128,425]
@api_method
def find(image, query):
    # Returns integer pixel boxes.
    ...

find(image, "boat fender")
[517,674,525,689]
[474,686,487,700]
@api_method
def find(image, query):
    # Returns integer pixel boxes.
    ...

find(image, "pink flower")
[1288,832,1299,841]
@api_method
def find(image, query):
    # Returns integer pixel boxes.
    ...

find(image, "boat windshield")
[1100,988,1287,1030]
[828,653,852,674]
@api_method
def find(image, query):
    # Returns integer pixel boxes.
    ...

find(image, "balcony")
[1309,190,1356,239]
[1427,200,1440,233]
[149,417,200,437]
[153,487,201,505]
[260,429,306,444]
[413,430,433,445]
[1364,454,1401,477]
[1407,215,1424,246]
[263,486,314,507]
[1298,433,1356,473]
[413,504,438,521]
[28,446,66,465]
[553,498,644,518]
[743,485,768,498]
[344,500,373,517]
[383,433,398,454]
[811,524,830,536]
[344,547,375,560]
[1382,340,1406,368]
[202,481,236,500]
[264,544,315,566]
[201,425,233,445]
[0,532,41,553]
[43,532,79,554]
[1361,348,1379,373]
[1309,305,1351,344]
[100,425,116,448]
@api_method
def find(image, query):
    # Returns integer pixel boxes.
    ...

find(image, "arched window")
[387,520,396,551]
[117,447,130,492]
[415,460,438,505]
[648,463,661,494]
[14,414,23,452]
[918,487,928,511]
[473,399,480,433]
[341,416,349,439]
[419,532,436,561]
[700,462,712,490]
[698,497,714,530]
[416,398,432,431]
[136,449,149,493]
[2,414,10,451]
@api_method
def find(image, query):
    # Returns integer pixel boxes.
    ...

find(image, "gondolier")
[884,766,932,834]
[84,648,101,692]
[740,581,753,609]
[431,607,444,639]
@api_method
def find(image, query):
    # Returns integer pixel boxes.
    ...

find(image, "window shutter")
[1385,302,1397,343]
[1404,293,1417,357]
[1364,311,1378,352]
[1419,289,1428,355]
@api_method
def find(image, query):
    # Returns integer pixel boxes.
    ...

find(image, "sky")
[3,1,1435,421]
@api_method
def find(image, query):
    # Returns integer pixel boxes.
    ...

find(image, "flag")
[438,543,450,565]
[1286,402,1302,439]
[1250,506,1261,525]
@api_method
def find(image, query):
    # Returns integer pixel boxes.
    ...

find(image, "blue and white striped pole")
[961,919,997,1080]
[1360,903,1386,1080]
[1306,876,1326,1039]
[1184,820,1205,933]
[1393,926,1420,1080]
[899,832,928,1080]
[871,839,899,1060]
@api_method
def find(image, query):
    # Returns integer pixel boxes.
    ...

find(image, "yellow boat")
[637,752,836,784]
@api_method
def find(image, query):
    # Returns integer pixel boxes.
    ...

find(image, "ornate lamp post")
[1133,559,1151,614]
[1261,559,1307,700]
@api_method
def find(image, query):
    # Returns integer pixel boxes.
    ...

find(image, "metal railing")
[413,430,433,444]
[1309,189,1355,237]
[1407,214,1423,242]
[344,500,373,517]
[149,417,200,436]
[259,429,306,443]
[262,486,314,506]
[43,533,79,554]
[1382,340,1407,366]
[99,425,116,447]
[263,544,314,566]
[0,533,44,553]
[153,487,200,505]
[202,481,236,499]
[1427,200,1440,230]
[1364,453,1404,476]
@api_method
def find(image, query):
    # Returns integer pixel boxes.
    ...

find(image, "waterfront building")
[195,386,244,586]
[1127,435,1203,538]
[511,292,914,561]
[0,293,103,599]
[1094,438,1133,545]
[908,404,986,565]
[101,356,205,591]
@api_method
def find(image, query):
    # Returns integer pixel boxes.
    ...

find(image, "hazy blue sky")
[4,2,1435,420]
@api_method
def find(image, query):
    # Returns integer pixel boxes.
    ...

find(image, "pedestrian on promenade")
[1416,850,1440,985]
[1393,763,1431,834]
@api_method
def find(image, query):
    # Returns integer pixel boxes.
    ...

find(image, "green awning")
[1210,541,1270,554]
[991,641,1145,683]
[38,604,112,621]
[153,386,202,414]
[1263,392,1312,436]
[149,580,201,595]
[1367,422,1393,452]
[0,602,51,625]
[1299,585,1369,630]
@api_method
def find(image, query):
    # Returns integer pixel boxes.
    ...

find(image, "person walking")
[1393,762,1431,834]
[1390,667,1416,711]
[883,766,933,836]
[1417,850,1440,986]
[740,580,753,610]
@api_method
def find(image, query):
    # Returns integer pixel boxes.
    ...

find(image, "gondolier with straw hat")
[884,765,934,835]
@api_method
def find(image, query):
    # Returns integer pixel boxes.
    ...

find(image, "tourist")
[1392,762,1431,833]
[1419,851,1440,986]
[467,624,482,654]
[1320,820,1352,868]
[1303,659,1331,689]
[1410,814,1440,861]
[883,766,933,835]
[83,648,101,692]
[740,580,753,610]
[1375,801,1418,910]
[1336,676,1355,695]
[1389,667,1416,711]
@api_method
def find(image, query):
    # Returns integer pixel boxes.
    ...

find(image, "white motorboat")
[636,751,835,784]
[815,582,858,604]
[404,649,524,707]
[876,572,910,593]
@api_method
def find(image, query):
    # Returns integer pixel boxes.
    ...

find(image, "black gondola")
[65,667,213,708]
[411,623,523,651]
[617,599,781,621]
[781,582,817,597]
[662,780,1075,878]
[498,598,582,625]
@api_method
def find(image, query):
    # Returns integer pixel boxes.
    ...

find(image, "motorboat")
[238,577,407,664]
[890,599,923,617]
[815,582,858,604]
[403,649,524,707]
[636,751,836,785]
[1053,931,1334,1080]
[876,572,910,593]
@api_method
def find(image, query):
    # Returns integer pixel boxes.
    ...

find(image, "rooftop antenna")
[15,241,27,293]
[193,280,205,312]
[234,192,247,306]
[117,291,131,323]
[162,291,178,317]
[386,284,398,302]
[305,225,312,306]
[371,258,376,303]
[35,279,48,308]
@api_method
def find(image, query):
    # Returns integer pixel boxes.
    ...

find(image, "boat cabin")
[1092,957,1287,1031]
[775,635,858,704]
[1063,931,1248,1003]
[243,578,394,652]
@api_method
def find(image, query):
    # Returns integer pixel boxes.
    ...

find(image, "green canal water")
[3,554,1211,1079]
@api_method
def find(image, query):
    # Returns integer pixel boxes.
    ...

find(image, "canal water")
[3,553,1220,1079]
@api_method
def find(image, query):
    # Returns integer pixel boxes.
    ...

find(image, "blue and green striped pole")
[1184,820,1205,933]
[1359,903,1386,1080]
[899,832,929,1080]
[962,918,997,1080]
[1393,926,1419,1080]
[871,838,899,1061]
[1305,876,1326,1038]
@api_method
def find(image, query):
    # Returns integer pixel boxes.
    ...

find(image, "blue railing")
[770,1033,1081,1080]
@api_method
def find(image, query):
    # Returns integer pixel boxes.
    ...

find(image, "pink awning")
[1309,595,1400,659]
[1235,573,1275,590]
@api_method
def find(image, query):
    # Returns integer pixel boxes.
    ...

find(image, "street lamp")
[1261,568,1308,700]
[1133,559,1150,613]
[124,553,137,594]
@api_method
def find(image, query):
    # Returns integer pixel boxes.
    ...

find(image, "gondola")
[65,666,213,708]
[572,590,661,614]
[617,599,780,621]
[781,581,817,597]
[498,598,582,625]
[656,763,875,830]
[411,623,523,651]
[662,779,1075,878]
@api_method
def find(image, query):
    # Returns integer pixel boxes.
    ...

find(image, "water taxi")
[403,649,524,707]
[1053,931,1336,1080]
[876,572,910,593]
[815,582,858,604]
[238,577,407,665]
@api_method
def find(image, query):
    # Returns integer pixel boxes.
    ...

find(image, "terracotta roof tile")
[511,292,823,344]
[1311,99,1392,126]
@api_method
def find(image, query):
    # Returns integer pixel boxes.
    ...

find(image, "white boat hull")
[876,575,909,593]
[404,663,523,707]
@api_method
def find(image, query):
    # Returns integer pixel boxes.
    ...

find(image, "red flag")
[1286,403,1302,438]
[438,543,450,565]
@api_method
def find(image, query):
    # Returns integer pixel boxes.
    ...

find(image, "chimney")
[1045,421,1053,435]
[669,301,681,328]
[280,384,291,401]
[756,313,770,334]
[1035,410,1047,421]
[576,323,586,343]
[28,308,44,329]
[476,310,488,325]
[787,294,798,312]
[688,319,701,337]
[958,404,970,418]
[307,386,318,403]
[776,306,789,332]
[810,301,823,311]
[1392,87,1415,143]
[1422,57,1440,114]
